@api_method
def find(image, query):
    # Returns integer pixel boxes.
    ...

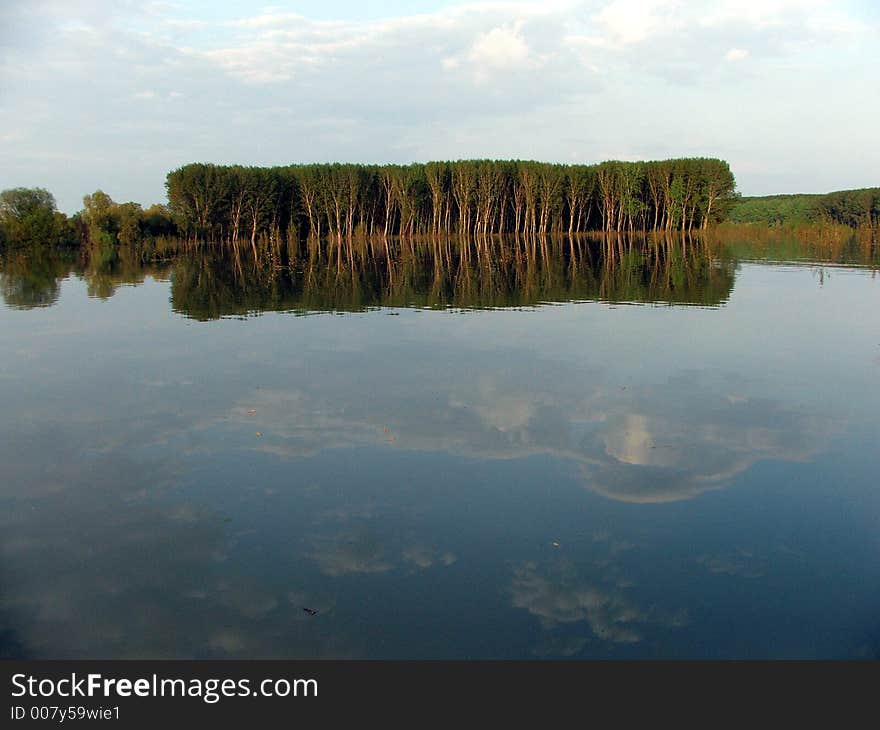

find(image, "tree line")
[0,187,176,250]
[7,166,878,254]
[728,188,880,230]
[813,188,880,231]
[165,158,736,244]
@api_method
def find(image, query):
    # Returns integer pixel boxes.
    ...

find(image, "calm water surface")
[1,236,878,658]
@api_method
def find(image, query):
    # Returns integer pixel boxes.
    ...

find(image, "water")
[1,235,879,659]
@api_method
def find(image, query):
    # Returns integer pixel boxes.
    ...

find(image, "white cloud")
[469,23,531,67]
[593,0,680,45]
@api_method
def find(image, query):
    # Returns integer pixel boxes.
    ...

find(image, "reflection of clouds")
[467,375,538,433]
[511,562,644,645]
[317,503,379,524]
[403,545,457,569]
[287,591,336,617]
[221,368,592,464]
[697,551,764,579]
[226,387,379,458]
[582,379,828,502]
[0,300,846,659]
[308,530,393,577]
[207,631,247,654]
[0,443,360,659]
[216,578,279,618]
[590,531,636,569]
[603,414,679,467]
[510,535,688,655]
[216,369,831,505]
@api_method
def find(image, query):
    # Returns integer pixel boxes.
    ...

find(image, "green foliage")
[80,190,177,246]
[727,195,821,225]
[727,188,879,229]
[82,190,117,237]
[813,188,880,229]
[165,157,737,242]
[142,204,178,238]
[0,187,77,248]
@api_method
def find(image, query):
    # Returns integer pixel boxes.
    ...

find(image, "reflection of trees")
[80,240,172,300]
[0,247,75,308]
[169,234,737,319]
[0,242,174,307]
[708,224,880,267]
[5,231,877,315]
[170,248,298,319]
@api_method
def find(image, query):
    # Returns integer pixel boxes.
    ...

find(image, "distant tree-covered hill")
[729,188,878,228]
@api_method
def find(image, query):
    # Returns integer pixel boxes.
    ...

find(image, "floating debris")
[247,409,257,415]
[302,607,319,616]
[551,541,561,548]
[255,432,263,437]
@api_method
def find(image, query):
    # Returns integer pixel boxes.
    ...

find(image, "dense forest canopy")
[164,158,737,243]
[727,194,822,226]
[729,188,880,228]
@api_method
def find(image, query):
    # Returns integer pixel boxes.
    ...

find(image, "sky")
[0,0,877,213]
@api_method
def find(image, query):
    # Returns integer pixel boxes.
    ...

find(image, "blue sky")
[1,0,877,213]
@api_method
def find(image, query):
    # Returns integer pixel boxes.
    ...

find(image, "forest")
[164,158,736,244]
[728,187,880,228]
[1,160,877,253]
